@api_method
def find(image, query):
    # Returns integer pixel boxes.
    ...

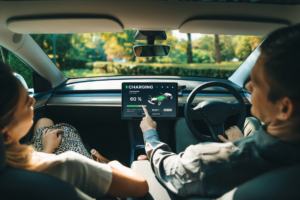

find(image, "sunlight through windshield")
[31,31,264,79]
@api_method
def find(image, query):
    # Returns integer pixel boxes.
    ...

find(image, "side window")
[1,47,33,89]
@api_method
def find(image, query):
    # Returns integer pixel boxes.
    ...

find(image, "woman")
[0,62,148,198]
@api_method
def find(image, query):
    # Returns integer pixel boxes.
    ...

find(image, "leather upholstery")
[0,133,93,200]
[233,163,300,200]
[0,168,93,200]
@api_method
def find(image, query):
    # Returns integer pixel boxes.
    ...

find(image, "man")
[140,24,300,197]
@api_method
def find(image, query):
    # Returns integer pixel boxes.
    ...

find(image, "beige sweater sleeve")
[40,151,112,198]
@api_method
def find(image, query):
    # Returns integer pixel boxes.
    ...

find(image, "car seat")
[0,134,93,200]
[131,160,300,200]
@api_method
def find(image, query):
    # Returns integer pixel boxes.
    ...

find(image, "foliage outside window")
[31,31,264,79]
[1,48,33,88]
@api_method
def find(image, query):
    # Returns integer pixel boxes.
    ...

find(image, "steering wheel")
[184,81,246,142]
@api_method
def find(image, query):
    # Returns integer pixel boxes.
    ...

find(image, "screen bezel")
[121,82,178,120]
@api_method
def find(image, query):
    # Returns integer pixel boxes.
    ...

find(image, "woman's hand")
[140,106,157,133]
[42,128,63,153]
[218,126,244,142]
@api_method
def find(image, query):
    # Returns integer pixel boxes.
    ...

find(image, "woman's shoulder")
[40,151,113,198]
[40,151,89,165]
[35,151,86,171]
[40,151,111,173]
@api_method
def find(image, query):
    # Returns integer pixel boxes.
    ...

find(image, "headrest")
[0,134,6,171]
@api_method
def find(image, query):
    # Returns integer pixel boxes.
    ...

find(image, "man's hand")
[42,128,63,153]
[218,126,244,142]
[140,106,157,133]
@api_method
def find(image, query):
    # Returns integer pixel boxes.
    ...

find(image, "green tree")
[214,34,221,63]
[187,33,193,63]
[193,35,215,63]
[2,48,33,88]
[220,35,235,61]
[233,36,265,60]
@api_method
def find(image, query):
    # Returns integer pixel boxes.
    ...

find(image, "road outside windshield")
[31,31,264,79]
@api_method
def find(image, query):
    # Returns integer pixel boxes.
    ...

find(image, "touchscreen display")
[122,83,178,119]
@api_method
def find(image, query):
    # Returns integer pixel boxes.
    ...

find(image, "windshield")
[31,31,264,79]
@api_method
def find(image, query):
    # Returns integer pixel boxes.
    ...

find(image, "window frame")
[0,46,35,91]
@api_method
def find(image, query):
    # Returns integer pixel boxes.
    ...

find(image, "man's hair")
[260,24,300,103]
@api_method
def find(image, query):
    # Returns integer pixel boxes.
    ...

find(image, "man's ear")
[277,97,294,121]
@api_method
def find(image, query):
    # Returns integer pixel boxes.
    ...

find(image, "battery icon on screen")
[127,105,147,107]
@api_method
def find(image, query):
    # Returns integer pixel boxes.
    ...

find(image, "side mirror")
[133,45,170,57]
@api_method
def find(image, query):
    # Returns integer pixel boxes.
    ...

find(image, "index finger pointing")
[142,106,149,117]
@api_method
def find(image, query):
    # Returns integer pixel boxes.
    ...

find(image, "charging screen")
[122,83,178,119]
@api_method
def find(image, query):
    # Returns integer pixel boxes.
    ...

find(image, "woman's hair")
[0,62,36,170]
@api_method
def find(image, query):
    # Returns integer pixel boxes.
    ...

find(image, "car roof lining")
[1,1,299,33]
[180,20,288,35]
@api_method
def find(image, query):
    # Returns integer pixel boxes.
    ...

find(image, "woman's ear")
[1,127,13,145]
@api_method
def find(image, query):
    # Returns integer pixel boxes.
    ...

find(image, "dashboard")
[34,77,250,109]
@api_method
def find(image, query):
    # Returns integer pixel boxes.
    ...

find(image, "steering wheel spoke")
[184,81,246,142]
[207,124,225,139]
[227,102,240,116]
[192,108,204,120]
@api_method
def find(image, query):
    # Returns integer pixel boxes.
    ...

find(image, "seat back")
[193,164,300,200]
[131,160,300,200]
[232,163,300,200]
[0,135,92,200]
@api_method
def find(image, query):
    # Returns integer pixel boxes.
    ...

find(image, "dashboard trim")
[34,98,49,109]
[47,95,249,107]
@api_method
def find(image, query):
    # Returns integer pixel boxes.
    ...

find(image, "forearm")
[107,161,149,197]
[42,147,54,153]
[143,129,194,196]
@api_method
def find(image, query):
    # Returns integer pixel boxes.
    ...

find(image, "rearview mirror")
[133,45,170,57]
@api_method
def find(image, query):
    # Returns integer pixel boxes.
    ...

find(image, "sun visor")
[7,18,123,34]
[179,20,288,35]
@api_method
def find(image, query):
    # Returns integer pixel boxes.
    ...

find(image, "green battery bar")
[127,105,147,107]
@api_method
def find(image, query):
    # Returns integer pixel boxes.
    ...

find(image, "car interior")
[0,0,300,199]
